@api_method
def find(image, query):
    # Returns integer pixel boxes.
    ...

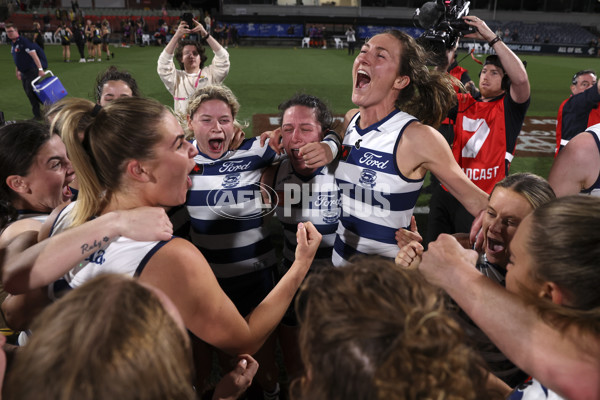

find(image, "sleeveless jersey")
[556,82,600,154]
[581,124,600,196]
[333,109,422,266]
[187,137,280,278]
[48,202,170,298]
[452,93,529,194]
[272,159,340,267]
[509,379,564,400]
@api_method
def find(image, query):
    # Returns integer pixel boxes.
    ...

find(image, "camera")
[414,0,476,50]
[181,12,195,28]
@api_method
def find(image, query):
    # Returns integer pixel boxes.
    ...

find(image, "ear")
[125,159,151,183]
[539,281,565,306]
[186,114,193,132]
[6,175,29,194]
[393,75,410,91]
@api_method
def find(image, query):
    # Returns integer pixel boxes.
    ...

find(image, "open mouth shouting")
[355,69,371,90]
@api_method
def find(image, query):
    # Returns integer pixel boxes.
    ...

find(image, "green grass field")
[2,42,600,184]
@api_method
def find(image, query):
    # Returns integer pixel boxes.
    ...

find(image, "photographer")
[426,15,530,247]
[157,17,230,115]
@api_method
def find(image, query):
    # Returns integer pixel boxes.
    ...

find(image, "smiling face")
[352,33,406,113]
[144,112,198,207]
[188,99,235,160]
[479,64,505,99]
[18,135,75,212]
[482,187,533,267]
[181,45,201,73]
[281,105,323,175]
[99,80,134,106]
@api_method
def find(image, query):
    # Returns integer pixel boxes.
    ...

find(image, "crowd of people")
[1,12,600,400]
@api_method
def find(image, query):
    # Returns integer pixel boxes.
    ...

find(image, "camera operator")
[426,16,530,253]
[157,17,230,115]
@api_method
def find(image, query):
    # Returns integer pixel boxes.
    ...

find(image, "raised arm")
[463,16,530,104]
[140,222,321,355]
[418,234,600,400]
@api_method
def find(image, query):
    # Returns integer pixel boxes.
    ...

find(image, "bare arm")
[548,132,599,197]
[418,234,600,400]
[26,50,45,76]
[139,222,321,355]
[463,16,530,104]
[2,207,173,294]
[396,122,487,217]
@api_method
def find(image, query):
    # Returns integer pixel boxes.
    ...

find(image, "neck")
[102,191,151,215]
[358,104,396,129]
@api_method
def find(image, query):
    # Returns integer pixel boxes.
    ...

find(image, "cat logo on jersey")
[359,168,377,188]
[222,172,241,188]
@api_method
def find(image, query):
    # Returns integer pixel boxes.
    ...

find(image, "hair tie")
[91,104,102,117]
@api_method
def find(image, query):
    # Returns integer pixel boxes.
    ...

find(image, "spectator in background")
[84,19,95,60]
[345,25,356,55]
[555,69,599,155]
[204,10,212,35]
[101,19,113,60]
[157,19,229,115]
[54,21,73,62]
[32,21,44,49]
[72,21,86,62]
[4,23,48,120]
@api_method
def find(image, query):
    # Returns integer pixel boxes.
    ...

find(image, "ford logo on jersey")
[222,173,241,188]
[359,169,377,188]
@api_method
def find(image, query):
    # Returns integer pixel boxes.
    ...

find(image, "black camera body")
[181,12,194,28]
[415,0,476,50]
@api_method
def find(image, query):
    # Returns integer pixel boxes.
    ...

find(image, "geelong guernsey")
[272,159,340,267]
[581,124,600,196]
[187,137,280,278]
[333,109,423,266]
[48,202,170,297]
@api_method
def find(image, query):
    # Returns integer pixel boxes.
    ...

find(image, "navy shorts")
[217,266,276,317]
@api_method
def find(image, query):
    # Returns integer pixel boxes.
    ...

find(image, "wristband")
[203,33,211,40]
[38,68,43,71]
[488,36,502,47]
[323,130,342,161]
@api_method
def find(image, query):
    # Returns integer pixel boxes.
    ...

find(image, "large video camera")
[414,0,476,50]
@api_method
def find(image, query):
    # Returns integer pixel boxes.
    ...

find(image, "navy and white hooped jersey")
[48,202,170,297]
[509,379,564,400]
[581,124,600,197]
[272,159,340,267]
[187,137,281,278]
[333,109,422,266]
